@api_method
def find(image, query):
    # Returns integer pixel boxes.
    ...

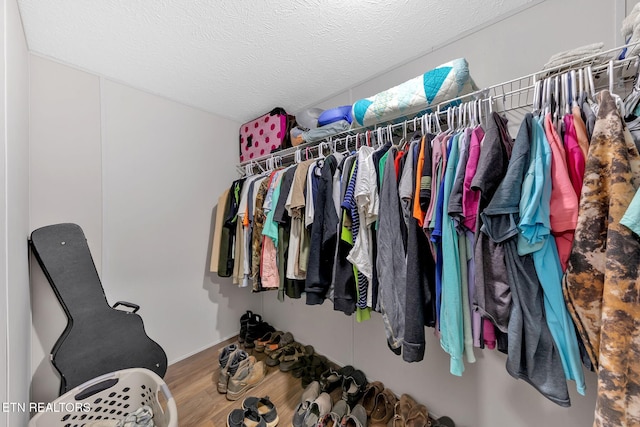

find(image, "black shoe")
[319,367,342,393]
[245,314,275,349]
[342,369,367,408]
[239,310,253,344]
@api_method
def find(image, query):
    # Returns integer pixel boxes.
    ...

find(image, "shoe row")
[217,343,267,401]
[227,395,279,427]
[291,379,456,427]
[292,381,367,427]
[387,393,455,427]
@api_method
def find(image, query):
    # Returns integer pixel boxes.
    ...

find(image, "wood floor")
[164,337,332,427]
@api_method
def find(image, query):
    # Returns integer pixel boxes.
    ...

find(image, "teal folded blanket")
[352,58,476,127]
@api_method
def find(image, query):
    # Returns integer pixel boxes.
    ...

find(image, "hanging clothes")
[517,115,585,396]
[210,187,230,274]
[471,112,513,334]
[306,154,342,304]
[563,90,640,426]
[376,146,407,352]
[333,156,358,315]
[481,113,571,407]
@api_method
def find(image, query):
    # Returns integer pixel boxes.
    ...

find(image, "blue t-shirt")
[518,117,586,395]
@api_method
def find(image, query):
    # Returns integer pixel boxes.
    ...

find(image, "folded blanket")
[622,2,640,58]
[351,58,475,128]
[543,42,604,70]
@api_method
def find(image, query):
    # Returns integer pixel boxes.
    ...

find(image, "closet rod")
[238,41,640,175]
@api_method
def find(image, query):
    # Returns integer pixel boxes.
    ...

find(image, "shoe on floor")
[361,381,384,416]
[301,355,329,388]
[316,399,350,427]
[396,394,418,423]
[369,388,397,426]
[302,392,332,427]
[342,369,367,408]
[318,367,342,394]
[405,404,429,427]
[239,311,253,344]
[279,344,314,372]
[431,415,455,427]
[227,407,267,427]
[264,331,294,355]
[218,349,248,394]
[242,396,279,427]
[245,314,275,349]
[255,331,282,353]
[292,381,321,427]
[226,356,267,401]
[341,403,367,427]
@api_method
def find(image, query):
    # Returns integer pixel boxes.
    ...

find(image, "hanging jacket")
[563,90,640,426]
[306,155,340,304]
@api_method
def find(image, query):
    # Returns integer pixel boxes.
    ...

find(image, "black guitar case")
[30,223,168,395]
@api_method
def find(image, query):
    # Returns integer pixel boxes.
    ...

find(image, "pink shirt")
[544,114,578,270]
[462,126,485,232]
[563,114,586,198]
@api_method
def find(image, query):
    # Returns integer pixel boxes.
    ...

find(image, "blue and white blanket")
[351,58,476,127]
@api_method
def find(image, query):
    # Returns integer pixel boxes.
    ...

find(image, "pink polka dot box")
[239,107,292,163]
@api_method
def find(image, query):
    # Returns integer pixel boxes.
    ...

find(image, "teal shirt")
[439,133,465,376]
[621,187,640,236]
[262,170,285,246]
[518,117,586,395]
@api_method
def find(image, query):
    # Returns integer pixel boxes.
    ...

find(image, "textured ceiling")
[18,0,535,123]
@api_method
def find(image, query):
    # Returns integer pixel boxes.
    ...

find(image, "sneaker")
[302,392,332,427]
[318,367,342,393]
[242,396,279,427]
[239,311,253,344]
[342,369,367,408]
[227,407,267,427]
[227,356,267,401]
[218,349,248,394]
[342,404,367,427]
[317,399,349,427]
[292,381,321,427]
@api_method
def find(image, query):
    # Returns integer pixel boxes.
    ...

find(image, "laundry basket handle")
[73,372,119,401]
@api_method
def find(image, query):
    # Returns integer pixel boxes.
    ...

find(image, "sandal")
[264,332,294,355]
[254,331,282,353]
[279,344,314,372]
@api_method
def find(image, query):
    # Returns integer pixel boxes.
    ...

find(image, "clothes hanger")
[571,70,578,108]
[578,68,584,99]
[317,142,326,159]
[587,64,596,100]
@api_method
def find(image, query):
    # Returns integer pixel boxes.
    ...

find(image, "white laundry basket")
[28,368,178,427]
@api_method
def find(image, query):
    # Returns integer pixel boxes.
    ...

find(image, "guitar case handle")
[113,301,140,313]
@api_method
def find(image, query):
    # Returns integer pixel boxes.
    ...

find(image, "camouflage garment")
[563,90,640,426]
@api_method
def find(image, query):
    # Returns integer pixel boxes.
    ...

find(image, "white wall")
[1,0,31,426]
[28,56,262,404]
[29,55,103,403]
[100,79,262,363]
[263,0,620,426]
